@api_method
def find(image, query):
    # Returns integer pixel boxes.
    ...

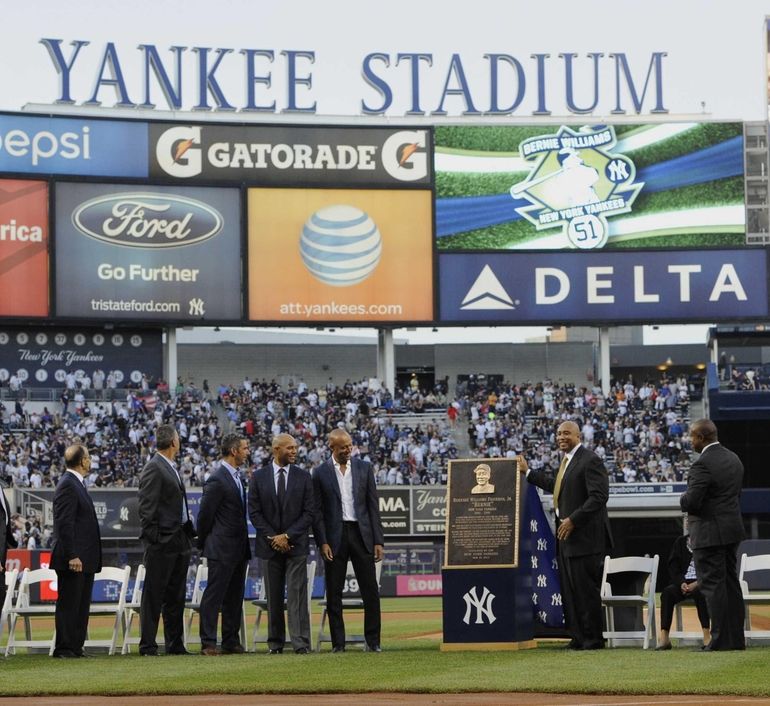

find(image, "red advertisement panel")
[396,574,442,596]
[0,179,49,317]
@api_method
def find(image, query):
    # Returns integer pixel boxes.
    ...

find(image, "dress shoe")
[139,651,160,657]
[52,652,79,659]
[221,645,245,655]
[200,646,221,656]
[76,651,95,658]
[582,642,605,650]
[563,641,582,650]
[268,648,283,655]
[166,649,193,656]
[655,642,672,651]
[331,646,345,653]
[366,644,382,653]
[294,647,309,655]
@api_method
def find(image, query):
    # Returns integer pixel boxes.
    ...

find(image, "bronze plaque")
[444,458,520,568]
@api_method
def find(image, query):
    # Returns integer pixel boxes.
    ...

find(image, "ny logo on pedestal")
[462,585,496,625]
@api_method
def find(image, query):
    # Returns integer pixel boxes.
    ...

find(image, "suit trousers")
[199,557,248,649]
[139,531,191,654]
[659,583,710,631]
[263,552,310,651]
[558,545,604,648]
[324,521,381,649]
[54,569,95,657]
[693,542,745,650]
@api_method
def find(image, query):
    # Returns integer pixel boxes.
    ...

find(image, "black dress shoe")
[563,640,582,650]
[294,647,309,654]
[268,648,283,655]
[655,643,672,651]
[221,645,245,655]
[140,651,160,657]
[582,642,605,650]
[166,649,193,655]
[331,646,345,653]
[52,652,79,659]
[366,644,382,653]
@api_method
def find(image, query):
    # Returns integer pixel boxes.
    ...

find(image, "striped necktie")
[553,455,569,510]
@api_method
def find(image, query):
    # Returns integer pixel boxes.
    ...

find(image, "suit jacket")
[138,452,193,547]
[680,443,744,550]
[249,463,314,559]
[527,445,612,558]
[667,534,696,585]
[313,458,385,555]
[50,472,102,573]
[197,464,251,565]
[0,487,18,568]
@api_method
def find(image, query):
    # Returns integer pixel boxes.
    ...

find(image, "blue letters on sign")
[0,115,147,176]
[438,250,769,324]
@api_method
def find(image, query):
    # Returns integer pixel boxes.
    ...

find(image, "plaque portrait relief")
[470,463,495,494]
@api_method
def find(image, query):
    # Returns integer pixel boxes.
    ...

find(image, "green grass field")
[1,598,768,697]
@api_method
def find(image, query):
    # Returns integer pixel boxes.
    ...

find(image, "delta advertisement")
[0,327,162,388]
[438,249,769,324]
[54,183,242,322]
[0,178,49,317]
[149,124,430,186]
[247,188,433,323]
[435,123,745,251]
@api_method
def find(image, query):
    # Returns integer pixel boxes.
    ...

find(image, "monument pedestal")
[441,458,534,650]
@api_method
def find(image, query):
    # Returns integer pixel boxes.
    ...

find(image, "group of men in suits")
[41,413,745,657]
[131,424,384,656]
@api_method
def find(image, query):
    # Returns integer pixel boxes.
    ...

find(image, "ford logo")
[72,192,223,248]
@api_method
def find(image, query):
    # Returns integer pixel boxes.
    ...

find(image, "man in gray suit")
[138,424,195,656]
[680,418,745,651]
[249,434,314,654]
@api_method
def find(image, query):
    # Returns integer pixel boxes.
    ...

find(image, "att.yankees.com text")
[279,301,403,317]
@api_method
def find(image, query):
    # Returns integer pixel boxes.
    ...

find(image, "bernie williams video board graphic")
[434,123,744,251]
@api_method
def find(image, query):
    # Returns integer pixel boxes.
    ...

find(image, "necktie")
[277,468,286,506]
[552,455,569,510]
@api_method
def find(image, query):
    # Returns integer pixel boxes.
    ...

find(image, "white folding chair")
[121,564,145,654]
[251,560,316,650]
[4,568,58,656]
[183,562,208,649]
[601,554,659,649]
[669,601,707,645]
[739,552,770,643]
[0,568,19,647]
[316,560,383,652]
[84,565,131,655]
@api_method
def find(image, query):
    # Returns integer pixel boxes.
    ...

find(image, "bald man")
[313,429,384,652]
[249,434,314,654]
[680,419,745,651]
[517,421,612,650]
[50,444,102,658]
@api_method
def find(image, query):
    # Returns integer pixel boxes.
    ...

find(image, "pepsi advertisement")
[54,183,242,322]
[0,113,147,176]
[438,249,769,325]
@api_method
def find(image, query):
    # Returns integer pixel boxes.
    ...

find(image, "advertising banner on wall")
[435,123,745,251]
[54,183,242,322]
[378,487,411,533]
[150,124,430,186]
[0,114,147,177]
[0,179,49,317]
[0,327,162,388]
[438,249,769,325]
[412,487,447,535]
[247,188,433,322]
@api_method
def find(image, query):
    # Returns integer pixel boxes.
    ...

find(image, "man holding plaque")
[517,420,611,650]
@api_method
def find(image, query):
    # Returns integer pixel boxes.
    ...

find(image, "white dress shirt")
[333,458,357,522]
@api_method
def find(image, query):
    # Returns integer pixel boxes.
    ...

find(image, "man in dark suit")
[656,531,710,650]
[313,428,385,652]
[197,433,252,655]
[517,420,612,650]
[680,418,745,651]
[50,444,102,658]
[0,481,18,612]
[249,433,314,654]
[138,423,195,656]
